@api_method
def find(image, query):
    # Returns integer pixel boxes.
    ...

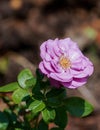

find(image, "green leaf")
[54,107,68,128]
[46,88,66,108]
[4,109,17,124]
[36,69,44,81]
[47,97,61,107]
[0,82,19,92]
[12,88,30,104]
[38,119,48,130]
[15,128,23,130]
[64,97,94,117]
[28,100,45,114]
[42,108,56,123]
[46,88,66,98]
[18,69,36,89]
[0,112,9,130]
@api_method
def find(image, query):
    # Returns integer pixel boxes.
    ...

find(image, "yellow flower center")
[59,56,71,69]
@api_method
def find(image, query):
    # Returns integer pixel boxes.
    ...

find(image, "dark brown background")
[0,0,100,129]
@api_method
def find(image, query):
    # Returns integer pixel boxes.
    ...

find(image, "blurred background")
[0,0,100,130]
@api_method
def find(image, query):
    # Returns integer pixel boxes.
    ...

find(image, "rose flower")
[39,38,94,89]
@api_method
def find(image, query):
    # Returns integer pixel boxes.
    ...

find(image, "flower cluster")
[39,38,94,89]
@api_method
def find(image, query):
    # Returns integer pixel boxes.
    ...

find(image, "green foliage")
[36,69,44,81]
[4,109,17,125]
[38,119,48,130]
[46,88,66,98]
[0,82,19,92]
[18,69,36,89]
[64,97,93,117]
[54,107,68,128]
[12,88,30,104]
[46,88,66,108]
[0,112,9,130]
[29,100,45,114]
[42,108,56,123]
[0,68,94,130]
[32,69,45,95]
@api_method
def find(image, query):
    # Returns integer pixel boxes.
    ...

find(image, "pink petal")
[84,65,94,76]
[43,61,55,73]
[61,81,72,87]
[71,77,88,87]
[50,69,73,82]
[71,61,83,70]
[69,49,82,61]
[39,62,49,75]
[51,60,63,73]
[46,39,58,58]
[40,41,47,59]
[70,68,88,78]
[49,78,61,88]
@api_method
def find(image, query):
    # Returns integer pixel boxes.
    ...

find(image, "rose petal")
[40,41,47,59]
[51,60,63,73]
[46,39,58,58]
[69,49,82,61]
[39,62,49,75]
[70,68,88,78]
[50,69,73,82]
[84,65,94,76]
[43,61,55,73]
[49,78,61,88]
[72,77,88,87]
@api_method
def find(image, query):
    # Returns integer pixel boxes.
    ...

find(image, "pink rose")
[39,38,94,89]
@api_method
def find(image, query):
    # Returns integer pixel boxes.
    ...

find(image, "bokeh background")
[0,0,100,130]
